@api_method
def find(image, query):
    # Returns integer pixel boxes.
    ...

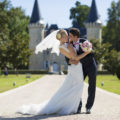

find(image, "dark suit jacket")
[65,38,97,68]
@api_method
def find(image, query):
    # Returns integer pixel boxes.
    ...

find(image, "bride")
[18,29,91,115]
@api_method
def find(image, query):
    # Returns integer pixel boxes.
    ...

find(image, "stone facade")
[28,23,45,70]
[85,22,102,43]
[28,22,67,72]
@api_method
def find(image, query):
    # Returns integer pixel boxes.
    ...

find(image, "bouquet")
[80,40,92,52]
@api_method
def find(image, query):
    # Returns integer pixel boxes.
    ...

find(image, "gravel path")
[0,75,120,120]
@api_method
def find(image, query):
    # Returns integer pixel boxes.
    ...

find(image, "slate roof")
[86,0,101,23]
[30,0,42,23]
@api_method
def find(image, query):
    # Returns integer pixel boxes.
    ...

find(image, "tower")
[84,0,102,43]
[28,0,45,70]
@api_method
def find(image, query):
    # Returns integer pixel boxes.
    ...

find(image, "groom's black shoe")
[86,108,91,114]
[76,109,81,114]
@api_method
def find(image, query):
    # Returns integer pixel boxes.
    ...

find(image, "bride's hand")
[71,56,80,61]
[71,56,77,60]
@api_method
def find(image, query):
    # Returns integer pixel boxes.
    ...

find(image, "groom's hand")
[69,59,79,65]
[74,60,79,65]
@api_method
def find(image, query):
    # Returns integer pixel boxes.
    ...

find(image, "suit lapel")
[78,38,84,55]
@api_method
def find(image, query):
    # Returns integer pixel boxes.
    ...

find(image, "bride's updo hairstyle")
[56,29,66,40]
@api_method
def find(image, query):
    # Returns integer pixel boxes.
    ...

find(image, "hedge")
[1,70,49,74]
[1,70,111,75]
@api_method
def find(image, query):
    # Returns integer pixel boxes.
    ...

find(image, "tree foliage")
[91,39,120,79]
[0,0,31,69]
[101,0,120,79]
[90,39,111,64]
[103,0,120,51]
[70,1,90,27]
[103,50,120,79]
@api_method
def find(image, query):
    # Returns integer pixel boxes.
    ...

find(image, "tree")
[103,0,120,51]
[102,0,120,79]
[0,0,31,69]
[90,39,120,79]
[103,50,120,79]
[90,39,111,64]
[7,7,31,69]
[70,1,90,27]
[0,0,11,68]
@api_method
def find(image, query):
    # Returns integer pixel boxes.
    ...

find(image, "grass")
[0,74,43,93]
[0,74,120,95]
[85,75,120,95]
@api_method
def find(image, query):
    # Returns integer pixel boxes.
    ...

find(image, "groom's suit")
[65,38,97,110]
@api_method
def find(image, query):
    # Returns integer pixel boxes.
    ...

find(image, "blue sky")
[10,0,118,28]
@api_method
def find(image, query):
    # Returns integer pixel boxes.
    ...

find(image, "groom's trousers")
[78,60,97,110]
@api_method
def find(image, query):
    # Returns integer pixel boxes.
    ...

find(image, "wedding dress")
[18,44,84,115]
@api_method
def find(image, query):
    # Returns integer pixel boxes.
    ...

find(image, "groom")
[65,28,97,114]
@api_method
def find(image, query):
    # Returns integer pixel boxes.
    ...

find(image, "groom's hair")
[69,28,80,38]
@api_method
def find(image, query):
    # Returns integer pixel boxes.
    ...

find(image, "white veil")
[35,30,60,56]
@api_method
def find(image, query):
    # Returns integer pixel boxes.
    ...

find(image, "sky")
[10,0,119,28]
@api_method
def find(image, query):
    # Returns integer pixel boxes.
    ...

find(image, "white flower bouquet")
[80,40,92,52]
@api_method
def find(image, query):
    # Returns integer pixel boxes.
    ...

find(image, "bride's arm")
[59,47,74,59]
[59,44,77,59]
[67,44,91,61]
[59,44,90,60]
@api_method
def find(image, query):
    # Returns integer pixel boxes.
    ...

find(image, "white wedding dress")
[18,44,84,115]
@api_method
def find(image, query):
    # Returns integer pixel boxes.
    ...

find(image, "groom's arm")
[65,56,79,65]
[65,56,71,65]
[69,59,79,65]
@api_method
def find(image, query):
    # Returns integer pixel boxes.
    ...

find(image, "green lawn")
[0,74,120,95]
[0,74,43,93]
[85,75,120,95]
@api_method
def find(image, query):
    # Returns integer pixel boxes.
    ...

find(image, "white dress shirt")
[73,39,79,51]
